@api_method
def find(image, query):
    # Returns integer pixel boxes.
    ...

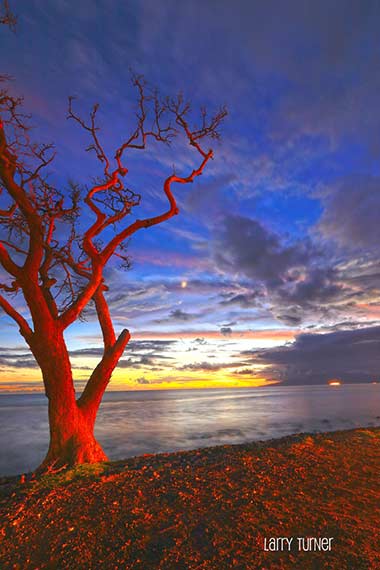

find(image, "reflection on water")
[1,384,380,475]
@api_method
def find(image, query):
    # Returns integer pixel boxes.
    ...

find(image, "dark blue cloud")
[319,175,380,249]
[246,325,380,385]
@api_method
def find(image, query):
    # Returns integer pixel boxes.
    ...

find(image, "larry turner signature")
[264,537,334,552]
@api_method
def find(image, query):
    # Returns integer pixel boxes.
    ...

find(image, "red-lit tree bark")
[0,75,226,472]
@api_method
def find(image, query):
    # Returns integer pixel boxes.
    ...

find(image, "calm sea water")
[1,384,380,476]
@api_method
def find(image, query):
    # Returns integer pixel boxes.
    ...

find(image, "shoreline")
[2,383,380,478]
[1,424,380,481]
[1,427,380,569]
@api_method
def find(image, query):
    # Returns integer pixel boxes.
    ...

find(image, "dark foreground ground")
[0,428,379,570]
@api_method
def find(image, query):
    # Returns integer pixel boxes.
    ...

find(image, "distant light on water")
[328,380,342,386]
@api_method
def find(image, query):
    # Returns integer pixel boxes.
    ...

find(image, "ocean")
[1,383,380,476]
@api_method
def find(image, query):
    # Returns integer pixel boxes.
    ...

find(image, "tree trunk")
[30,328,108,473]
[37,400,107,473]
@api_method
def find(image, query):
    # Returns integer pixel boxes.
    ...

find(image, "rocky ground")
[1,428,379,569]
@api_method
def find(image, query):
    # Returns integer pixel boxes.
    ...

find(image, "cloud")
[154,308,200,324]
[212,213,380,328]
[69,339,176,358]
[69,348,104,357]
[246,325,380,385]
[213,214,345,323]
[220,326,233,336]
[286,268,344,304]
[0,348,39,369]
[179,361,237,372]
[0,381,44,393]
[235,368,256,375]
[0,357,39,369]
[123,339,177,353]
[219,291,259,308]
[319,175,380,250]
[214,215,311,287]
[67,339,177,374]
[183,173,237,222]
[193,337,207,345]
[116,358,136,368]
[136,377,150,385]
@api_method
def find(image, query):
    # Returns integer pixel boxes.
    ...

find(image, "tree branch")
[59,264,103,329]
[77,328,130,417]
[0,240,21,275]
[93,285,116,349]
[0,120,45,276]
[0,291,33,338]
[101,150,213,262]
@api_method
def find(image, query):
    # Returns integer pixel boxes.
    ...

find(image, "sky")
[1,0,380,392]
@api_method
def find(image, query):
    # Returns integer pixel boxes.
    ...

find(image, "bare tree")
[0,74,226,471]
